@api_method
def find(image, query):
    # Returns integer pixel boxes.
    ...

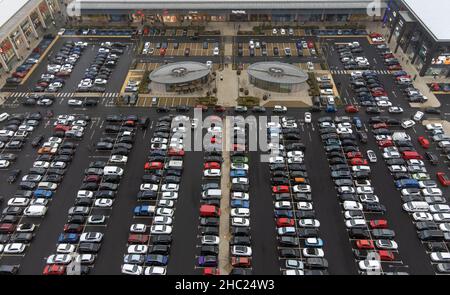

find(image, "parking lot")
[0,27,449,276]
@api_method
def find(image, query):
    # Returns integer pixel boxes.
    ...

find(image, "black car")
[349,228,370,239]
[31,135,44,147]
[425,152,439,165]
[79,242,101,253]
[279,248,300,258]
[151,234,172,245]
[200,245,219,256]
[0,265,19,275]
[157,106,171,113]
[200,217,219,227]
[199,227,219,236]
[7,169,21,184]
[231,236,251,246]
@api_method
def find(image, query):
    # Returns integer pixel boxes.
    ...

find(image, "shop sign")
[232,10,246,15]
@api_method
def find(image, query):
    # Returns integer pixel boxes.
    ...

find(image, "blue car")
[231,200,250,208]
[326,104,337,113]
[134,205,154,216]
[33,189,53,199]
[58,233,79,243]
[274,210,294,218]
[395,179,419,189]
[230,170,247,178]
[145,254,169,266]
[353,117,362,129]
[304,238,324,248]
[393,70,408,77]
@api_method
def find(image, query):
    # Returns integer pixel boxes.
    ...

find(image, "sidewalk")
[368,21,443,108]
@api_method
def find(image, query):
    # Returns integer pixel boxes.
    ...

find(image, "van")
[200,205,221,217]
[402,201,430,212]
[402,151,423,160]
[395,179,419,189]
[202,189,222,200]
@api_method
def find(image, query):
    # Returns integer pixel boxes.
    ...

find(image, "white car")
[140,183,159,191]
[412,212,433,221]
[346,219,366,228]
[8,198,30,207]
[103,166,124,176]
[94,198,113,207]
[272,28,278,35]
[231,178,249,185]
[23,205,47,216]
[80,232,103,243]
[430,252,450,262]
[204,169,221,177]
[150,225,172,235]
[0,160,10,168]
[201,235,220,245]
[359,260,381,272]
[231,245,252,257]
[127,245,148,254]
[3,243,27,254]
[122,264,143,275]
[231,192,249,200]
[302,248,324,258]
[293,185,311,193]
[153,216,173,225]
[336,127,353,135]
[94,79,107,85]
[130,224,147,233]
[161,184,179,192]
[298,219,320,228]
[422,188,442,197]
[297,202,313,211]
[110,155,128,163]
[304,112,312,123]
[274,201,292,210]
[144,266,166,275]
[212,47,219,56]
[401,120,415,129]
[287,151,304,158]
[343,201,363,211]
[16,224,36,232]
[156,208,174,217]
[274,105,287,113]
[426,123,443,131]
[46,254,72,265]
[429,204,450,213]
[161,192,178,200]
[231,217,250,227]
[231,208,250,217]
[375,240,398,250]
[77,190,93,199]
[434,213,450,222]
[68,99,83,106]
[388,106,404,113]
[157,200,174,208]
[56,243,76,254]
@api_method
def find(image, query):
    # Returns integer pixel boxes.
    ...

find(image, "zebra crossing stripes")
[330,69,392,75]
[101,92,120,98]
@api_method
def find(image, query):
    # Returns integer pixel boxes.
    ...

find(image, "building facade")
[384,0,450,77]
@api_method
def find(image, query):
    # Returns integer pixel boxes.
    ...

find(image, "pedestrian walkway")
[330,69,391,75]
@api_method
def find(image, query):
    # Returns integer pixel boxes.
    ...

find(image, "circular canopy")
[248,62,308,84]
[150,61,210,84]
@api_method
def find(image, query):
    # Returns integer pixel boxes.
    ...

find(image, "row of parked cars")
[372,122,450,274]
[0,112,42,166]
[77,42,125,92]
[375,42,402,71]
[336,42,369,70]
[196,116,224,275]
[350,70,392,108]
[318,116,406,274]
[5,36,54,87]
[0,126,79,272]
[122,115,185,275]
[268,115,328,275]
[43,116,136,275]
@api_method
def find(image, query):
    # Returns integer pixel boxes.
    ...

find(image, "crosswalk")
[330,69,392,75]
[7,92,120,98]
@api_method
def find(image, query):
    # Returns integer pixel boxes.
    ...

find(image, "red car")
[63,223,84,233]
[159,48,166,56]
[0,223,16,233]
[13,71,28,78]
[203,268,220,275]
[346,152,362,159]
[388,64,402,70]
[307,41,314,49]
[372,123,388,129]
[378,140,393,148]
[383,53,395,59]
[43,265,66,275]
[54,125,71,132]
[371,91,387,97]
[144,162,163,170]
[369,219,388,229]
[214,105,226,113]
[124,120,135,127]
[430,83,441,91]
[128,234,149,244]
[437,172,450,187]
[345,105,359,113]
[83,175,101,183]
[369,33,383,38]
[168,148,185,156]
[204,162,221,170]
[356,240,375,249]
[231,257,252,267]
[418,136,430,149]
[378,250,395,261]
[272,185,289,193]
[350,158,368,166]
[276,218,295,227]
[195,104,208,112]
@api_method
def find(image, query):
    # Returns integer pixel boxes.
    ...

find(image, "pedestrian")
[413,74,417,81]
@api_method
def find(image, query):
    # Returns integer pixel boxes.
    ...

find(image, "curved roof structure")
[248,62,308,84]
[149,61,210,84]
